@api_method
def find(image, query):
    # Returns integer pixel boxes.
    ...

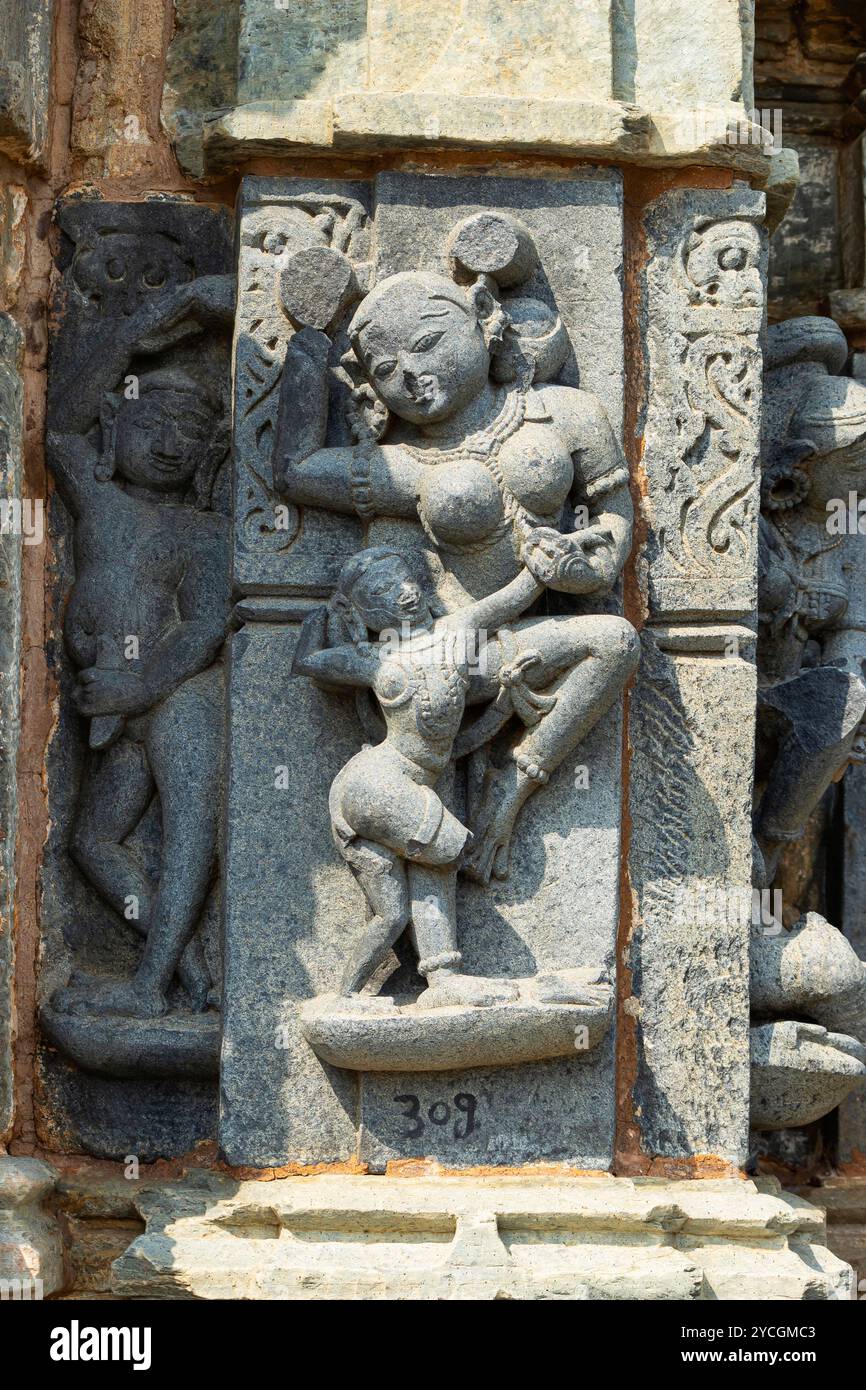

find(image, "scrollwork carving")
[642,195,766,618]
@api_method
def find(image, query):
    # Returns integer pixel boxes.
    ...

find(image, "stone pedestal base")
[110,1173,854,1301]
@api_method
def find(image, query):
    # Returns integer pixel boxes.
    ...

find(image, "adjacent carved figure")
[278,212,636,1060]
[751,316,866,1128]
[46,275,235,1022]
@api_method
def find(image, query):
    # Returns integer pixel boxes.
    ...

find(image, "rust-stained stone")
[0,310,24,1145]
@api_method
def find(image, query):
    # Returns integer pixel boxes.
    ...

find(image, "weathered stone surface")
[237,0,613,108]
[300,977,611,1072]
[366,0,615,103]
[0,311,23,1144]
[165,1,770,178]
[222,170,629,1169]
[829,285,866,331]
[0,1157,63,1297]
[768,140,843,321]
[639,185,766,621]
[0,0,51,162]
[109,1172,855,1301]
[628,183,767,1166]
[162,0,238,177]
[841,763,866,1162]
[238,0,368,105]
[627,0,754,112]
[0,186,26,313]
[628,631,755,1164]
[72,0,176,178]
[750,1020,866,1130]
[792,1178,866,1286]
[40,201,234,1159]
[752,317,866,1130]
[751,912,866,1046]
[763,146,800,237]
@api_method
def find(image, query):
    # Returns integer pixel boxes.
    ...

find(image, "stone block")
[628,632,755,1164]
[0,0,52,163]
[639,185,766,621]
[221,170,629,1169]
[39,200,234,1160]
[163,1,769,178]
[0,1157,63,1297]
[109,1171,855,1300]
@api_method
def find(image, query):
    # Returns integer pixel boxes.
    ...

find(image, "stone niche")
[223,169,628,1168]
[38,200,234,1160]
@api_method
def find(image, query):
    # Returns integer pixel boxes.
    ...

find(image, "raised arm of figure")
[45,431,101,519]
[272,329,421,519]
[291,605,379,689]
[50,276,235,439]
[448,567,543,637]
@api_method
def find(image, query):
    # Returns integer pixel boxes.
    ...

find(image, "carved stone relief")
[629,187,767,1164]
[641,187,766,621]
[39,202,234,1159]
[221,170,630,1167]
[750,315,866,1131]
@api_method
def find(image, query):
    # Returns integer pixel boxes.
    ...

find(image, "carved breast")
[498,423,573,516]
[417,460,504,547]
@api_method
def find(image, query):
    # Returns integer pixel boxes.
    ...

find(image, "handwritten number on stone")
[453,1093,477,1138]
[393,1094,424,1138]
[393,1092,478,1139]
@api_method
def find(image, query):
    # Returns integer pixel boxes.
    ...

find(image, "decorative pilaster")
[628,186,767,1164]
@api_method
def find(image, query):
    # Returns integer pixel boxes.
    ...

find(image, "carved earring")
[761,438,816,512]
[468,277,509,354]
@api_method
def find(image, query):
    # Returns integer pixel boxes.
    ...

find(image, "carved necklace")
[406,386,547,555]
[378,630,468,739]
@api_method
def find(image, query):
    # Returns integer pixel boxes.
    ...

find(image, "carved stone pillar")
[22,0,862,1304]
[628,185,767,1165]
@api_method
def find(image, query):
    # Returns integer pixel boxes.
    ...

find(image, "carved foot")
[531,969,611,1008]
[416,971,518,1010]
[51,977,169,1019]
[463,765,526,884]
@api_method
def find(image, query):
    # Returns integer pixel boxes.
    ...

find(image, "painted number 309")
[393,1092,478,1140]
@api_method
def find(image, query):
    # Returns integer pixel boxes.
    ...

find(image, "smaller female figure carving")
[294,548,538,1007]
[294,544,629,1009]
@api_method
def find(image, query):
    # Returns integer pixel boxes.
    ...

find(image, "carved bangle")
[417,951,462,976]
[583,465,629,501]
[349,446,377,522]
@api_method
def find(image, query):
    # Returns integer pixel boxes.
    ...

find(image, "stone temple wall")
[0,0,864,1304]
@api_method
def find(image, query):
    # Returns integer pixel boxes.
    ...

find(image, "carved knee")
[589,617,641,676]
